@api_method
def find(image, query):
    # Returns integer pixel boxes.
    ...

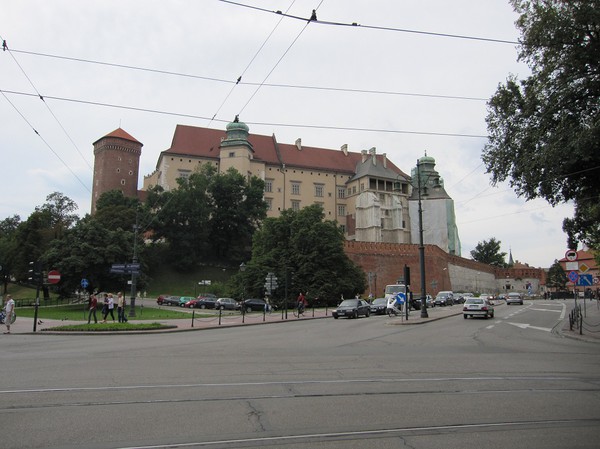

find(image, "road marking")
[506,322,552,332]
[530,308,561,313]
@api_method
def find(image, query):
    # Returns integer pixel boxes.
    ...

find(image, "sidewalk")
[560,297,600,343]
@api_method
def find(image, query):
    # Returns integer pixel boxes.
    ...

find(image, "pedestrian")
[88,294,98,324]
[117,292,125,323]
[102,293,115,322]
[3,294,15,334]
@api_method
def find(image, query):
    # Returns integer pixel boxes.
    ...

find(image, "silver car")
[463,297,495,319]
[506,292,524,305]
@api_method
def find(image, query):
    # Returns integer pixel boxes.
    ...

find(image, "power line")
[0,90,91,193]
[0,88,488,139]
[7,50,488,102]
[1,37,93,171]
[218,0,519,45]
[208,0,299,126]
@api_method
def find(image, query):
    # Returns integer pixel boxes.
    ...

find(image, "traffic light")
[404,265,411,287]
[28,261,42,285]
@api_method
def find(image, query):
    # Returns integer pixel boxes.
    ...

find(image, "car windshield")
[339,300,358,307]
[373,298,387,305]
[465,298,484,304]
[385,285,405,295]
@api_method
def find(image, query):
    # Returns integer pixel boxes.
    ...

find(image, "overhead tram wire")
[0,91,91,194]
[237,1,324,116]
[218,0,519,45]
[7,49,488,103]
[0,36,93,171]
[0,89,488,139]
[207,0,299,127]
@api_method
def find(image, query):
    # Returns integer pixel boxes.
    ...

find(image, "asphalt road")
[1,300,599,449]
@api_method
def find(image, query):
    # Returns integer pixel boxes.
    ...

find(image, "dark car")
[333,299,371,319]
[370,298,387,315]
[215,297,240,311]
[191,294,218,309]
[157,295,182,306]
[242,298,269,312]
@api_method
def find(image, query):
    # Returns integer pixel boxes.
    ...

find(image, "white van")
[384,284,420,310]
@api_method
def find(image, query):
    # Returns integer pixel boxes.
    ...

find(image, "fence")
[569,300,600,336]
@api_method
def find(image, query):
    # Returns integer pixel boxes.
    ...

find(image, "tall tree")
[546,259,567,291]
[483,0,600,250]
[0,215,21,293]
[470,238,507,267]
[246,204,366,305]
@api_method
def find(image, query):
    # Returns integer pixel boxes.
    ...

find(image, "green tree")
[470,238,507,267]
[243,204,366,305]
[0,215,21,293]
[483,0,600,250]
[208,167,267,260]
[546,259,567,291]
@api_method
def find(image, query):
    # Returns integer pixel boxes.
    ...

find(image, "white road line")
[506,322,552,332]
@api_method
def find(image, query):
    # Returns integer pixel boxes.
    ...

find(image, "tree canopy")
[242,204,366,305]
[470,237,507,267]
[546,259,567,291]
[483,0,600,250]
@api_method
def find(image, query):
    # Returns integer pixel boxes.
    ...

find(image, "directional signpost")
[110,263,141,275]
[576,274,593,287]
[264,272,278,295]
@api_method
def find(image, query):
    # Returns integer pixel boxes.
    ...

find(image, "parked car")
[242,298,269,312]
[370,298,388,315]
[333,299,371,319]
[463,297,495,319]
[179,296,195,307]
[157,295,182,306]
[506,292,524,305]
[421,294,434,308]
[191,294,218,309]
[215,297,240,311]
[435,291,454,306]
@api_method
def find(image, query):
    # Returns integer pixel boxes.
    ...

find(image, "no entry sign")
[47,270,61,284]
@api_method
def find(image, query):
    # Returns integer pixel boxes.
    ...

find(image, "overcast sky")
[0,0,574,268]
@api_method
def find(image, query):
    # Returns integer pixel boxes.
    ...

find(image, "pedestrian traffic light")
[404,265,411,287]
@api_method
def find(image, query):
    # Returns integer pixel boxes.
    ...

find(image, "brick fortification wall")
[343,241,543,296]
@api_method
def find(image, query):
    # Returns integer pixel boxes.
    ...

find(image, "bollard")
[218,307,222,326]
[191,309,195,327]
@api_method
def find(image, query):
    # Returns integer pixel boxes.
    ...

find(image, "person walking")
[117,292,125,323]
[87,294,98,324]
[3,294,15,334]
[102,293,115,322]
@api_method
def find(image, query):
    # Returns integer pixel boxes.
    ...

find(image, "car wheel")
[463,314,467,319]
[246,306,252,313]
[200,304,206,309]
[188,304,194,308]
[333,315,338,319]
[353,311,358,319]
[365,310,370,317]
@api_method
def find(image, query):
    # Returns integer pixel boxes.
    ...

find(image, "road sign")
[567,271,579,283]
[47,270,61,284]
[110,263,141,275]
[81,278,89,288]
[566,261,578,271]
[579,262,590,273]
[565,250,578,262]
[594,277,599,285]
[198,280,211,285]
[264,273,278,294]
[576,274,593,286]
[394,292,406,304]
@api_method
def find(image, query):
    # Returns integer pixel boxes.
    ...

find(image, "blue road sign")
[577,274,593,286]
[394,292,406,305]
[81,278,89,288]
[568,271,579,283]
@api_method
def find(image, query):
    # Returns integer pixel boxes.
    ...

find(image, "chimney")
[295,138,302,151]
[382,153,387,168]
[369,147,376,166]
[341,143,348,155]
[361,150,368,163]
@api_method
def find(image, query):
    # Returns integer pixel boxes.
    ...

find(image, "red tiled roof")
[95,128,142,145]
[163,124,406,176]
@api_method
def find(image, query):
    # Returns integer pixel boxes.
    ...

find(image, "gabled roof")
[94,128,142,145]
[161,124,408,178]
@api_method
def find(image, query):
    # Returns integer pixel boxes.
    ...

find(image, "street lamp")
[414,158,441,318]
[240,262,246,322]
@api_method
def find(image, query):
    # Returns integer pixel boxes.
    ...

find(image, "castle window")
[265,198,273,211]
[265,179,273,193]
[291,182,301,195]
[314,183,324,197]
[291,200,300,211]
[229,152,235,158]
[337,187,345,199]
[338,205,346,216]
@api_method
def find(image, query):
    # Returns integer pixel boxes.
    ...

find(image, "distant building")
[91,128,143,214]
[93,118,460,252]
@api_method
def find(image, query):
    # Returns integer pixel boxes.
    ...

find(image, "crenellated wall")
[344,241,546,296]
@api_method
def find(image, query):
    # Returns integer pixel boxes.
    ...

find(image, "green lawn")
[16,304,201,321]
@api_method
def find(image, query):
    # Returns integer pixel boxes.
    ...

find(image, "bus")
[384,284,421,310]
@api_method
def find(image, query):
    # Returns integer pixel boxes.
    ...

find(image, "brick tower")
[91,128,143,214]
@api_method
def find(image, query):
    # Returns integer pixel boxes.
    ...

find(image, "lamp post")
[239,262,246,317]
[394,157,440,319]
